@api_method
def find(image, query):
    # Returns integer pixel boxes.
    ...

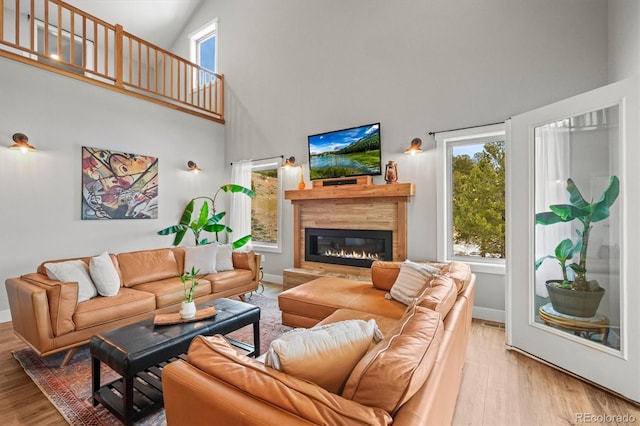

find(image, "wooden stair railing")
[0,0,224,123]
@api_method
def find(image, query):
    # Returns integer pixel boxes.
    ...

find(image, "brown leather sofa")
[5,247,260,365]
[162,260,475,426]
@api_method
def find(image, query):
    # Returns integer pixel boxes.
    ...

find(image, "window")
[189,20,217,86]
[33,19,94,75]
[436,123,506,274]
[250,161,282,253]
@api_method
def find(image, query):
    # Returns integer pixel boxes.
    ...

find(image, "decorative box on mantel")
[283,183,415,289]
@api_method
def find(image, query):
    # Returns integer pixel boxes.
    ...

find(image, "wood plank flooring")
[1,283,638,425]
[453,320,640,425]
[0,320,66,425]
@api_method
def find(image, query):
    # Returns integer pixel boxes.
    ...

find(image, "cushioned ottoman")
[278,277,407,328]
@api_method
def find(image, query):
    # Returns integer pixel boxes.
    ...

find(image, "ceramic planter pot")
[180,301,197,319]
[545,280,605,318]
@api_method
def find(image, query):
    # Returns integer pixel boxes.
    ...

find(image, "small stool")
[538,303,610,344]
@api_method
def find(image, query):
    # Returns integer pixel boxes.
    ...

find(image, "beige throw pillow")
[216,244,234,271]
[387,260,440,305]
[89,252,120,296]
[45,260,98,303]
[184,244,218,275]
[265,319,383,394]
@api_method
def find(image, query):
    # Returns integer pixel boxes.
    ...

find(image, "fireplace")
[305,228,393,268]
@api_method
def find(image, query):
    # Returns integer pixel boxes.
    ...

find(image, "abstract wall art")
[82,146,158,220]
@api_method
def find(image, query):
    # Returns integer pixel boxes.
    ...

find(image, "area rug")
[12,293,291,426]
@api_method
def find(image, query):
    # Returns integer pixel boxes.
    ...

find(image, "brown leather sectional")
[162,260,475,425]
[5,247,260,363]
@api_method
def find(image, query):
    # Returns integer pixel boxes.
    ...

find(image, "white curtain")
[229,161,253,251]
[534,120,571,296]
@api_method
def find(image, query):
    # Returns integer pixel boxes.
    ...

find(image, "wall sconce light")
[404,137,423,155]
[187,160,202,173]
[281,156,296,168]
[10,133,37,153]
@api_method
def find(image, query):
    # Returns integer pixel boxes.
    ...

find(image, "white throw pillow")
[45,260,98,303]
[216,244,234,271]
[264,319,383,394]
[89,252,121,297]
[387,260,441,305]
[184,244,218,275]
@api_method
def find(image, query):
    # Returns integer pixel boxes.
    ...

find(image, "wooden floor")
[1,283,638,425]
[453,321,640,425]
[0,320,66,425]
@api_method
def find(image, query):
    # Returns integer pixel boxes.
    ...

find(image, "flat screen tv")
[307,122,381,180]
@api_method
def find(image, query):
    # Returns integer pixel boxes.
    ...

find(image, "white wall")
[1,0,614,323]
[0,57,226,321]
[608,0,640,82]
[0,0,624,325]
[171,0,610,321]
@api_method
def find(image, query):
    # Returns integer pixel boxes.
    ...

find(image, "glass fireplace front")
[305,228,393,268]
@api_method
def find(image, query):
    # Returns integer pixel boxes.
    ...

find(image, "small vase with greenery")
[179,267,200,319]
[535,175,619,317]
[158,184,255,249]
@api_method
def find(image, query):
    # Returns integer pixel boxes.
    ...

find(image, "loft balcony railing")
[0,0,224,122]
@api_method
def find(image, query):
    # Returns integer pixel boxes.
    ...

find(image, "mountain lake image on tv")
[308,122,381,180]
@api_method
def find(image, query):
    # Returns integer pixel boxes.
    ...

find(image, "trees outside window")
[452,140,505,258]
[250,162,282,252]
[436,124,506,274]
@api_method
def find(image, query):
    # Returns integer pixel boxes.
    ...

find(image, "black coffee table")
[90,298,260,425]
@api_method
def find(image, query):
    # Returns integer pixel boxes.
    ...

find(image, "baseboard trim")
[472,307,505,323]
[0,309,12,324]
[263,273,283,285]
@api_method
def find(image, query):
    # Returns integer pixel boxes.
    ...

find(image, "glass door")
[507,76,640,402]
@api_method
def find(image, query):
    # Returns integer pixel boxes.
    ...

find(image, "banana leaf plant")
[535,237,582,284]
[157,184,255,249]
[535,176,619,292]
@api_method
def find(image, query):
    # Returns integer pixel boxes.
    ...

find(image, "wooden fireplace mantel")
[284,182,415,286]
[284,182,415,202]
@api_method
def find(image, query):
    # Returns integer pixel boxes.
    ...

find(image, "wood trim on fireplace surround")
[284,183,415,282]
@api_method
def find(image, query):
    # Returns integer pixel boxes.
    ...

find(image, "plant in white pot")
[535,176,619,317]
[179,267,200,319]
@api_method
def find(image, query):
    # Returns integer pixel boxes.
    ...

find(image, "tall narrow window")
[189,20,217,86]
[436,124,506,274]
[198,33,216,72]
[250,161,282,252]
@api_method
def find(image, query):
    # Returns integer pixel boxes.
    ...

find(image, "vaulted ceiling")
[61,0,204,49]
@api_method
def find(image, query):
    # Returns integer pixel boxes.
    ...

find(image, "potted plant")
[158,184,255,249]
[535,175,619,317]
[179,266,200,319]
